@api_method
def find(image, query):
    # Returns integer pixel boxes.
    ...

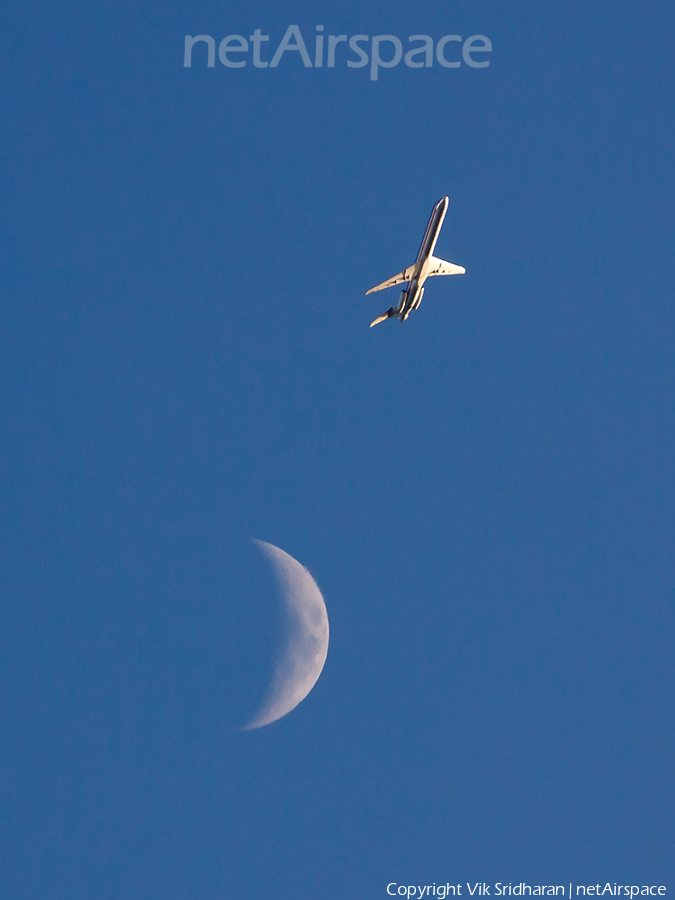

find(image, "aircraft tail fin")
[428,256,466,276]
[369,305,398,327]
[366,264,416,294]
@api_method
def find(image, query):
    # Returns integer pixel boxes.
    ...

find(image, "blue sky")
[1,1,674,898]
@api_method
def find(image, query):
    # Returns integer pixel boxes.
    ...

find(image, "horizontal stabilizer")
[366,264,416,295]
[427,256,466,276]
[369,313,390,327]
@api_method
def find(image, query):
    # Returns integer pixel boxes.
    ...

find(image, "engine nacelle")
[412,285,425,310]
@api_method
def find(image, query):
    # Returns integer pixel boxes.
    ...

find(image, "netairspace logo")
[183,25,492,81]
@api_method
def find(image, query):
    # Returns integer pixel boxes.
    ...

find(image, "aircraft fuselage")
[399,196,449,319]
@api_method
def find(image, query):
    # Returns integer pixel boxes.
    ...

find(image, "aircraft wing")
[366,264,416,294]
[427,256,466,276]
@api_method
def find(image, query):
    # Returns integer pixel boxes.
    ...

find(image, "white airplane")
[367,196,465,327]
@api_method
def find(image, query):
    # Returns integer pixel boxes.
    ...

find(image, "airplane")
[366,196,465,327]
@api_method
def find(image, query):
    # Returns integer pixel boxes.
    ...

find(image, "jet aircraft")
[367,196,465,327]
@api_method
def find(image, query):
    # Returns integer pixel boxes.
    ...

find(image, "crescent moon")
[243,540,329,730]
